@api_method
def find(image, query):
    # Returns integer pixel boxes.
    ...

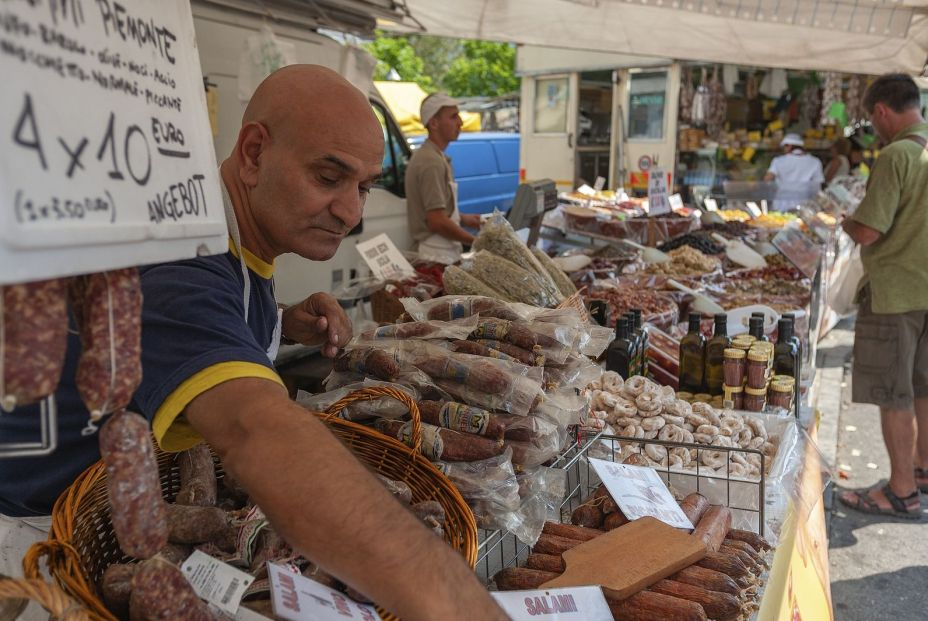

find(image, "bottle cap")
[745,386,768,396]
[723,348,746,359]
[771,379,795,393]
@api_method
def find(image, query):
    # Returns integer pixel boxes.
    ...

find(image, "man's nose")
[331,185,365,230]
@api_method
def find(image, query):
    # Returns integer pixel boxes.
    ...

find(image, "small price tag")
[356,233,416,281]
[268,563,381,621]
[668,193,684,211]
[593,176,606,192]
[745,202,762,218]
[647,168,671,217]
[588,458,693,529]
[703,198,719,212]
[491,586,612,620]
[181,551,254,616]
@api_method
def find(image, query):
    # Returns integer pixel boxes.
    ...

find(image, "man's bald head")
[241,64,379,148]
[223,64,385,262]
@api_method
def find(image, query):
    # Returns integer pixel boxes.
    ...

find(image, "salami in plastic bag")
[297,381,420,422]
[356,316,477,341]
[402,295,521,322]
[375,419,505,462]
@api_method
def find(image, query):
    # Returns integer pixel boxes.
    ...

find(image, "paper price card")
[703,198,719,212]
[268,563,381,621]
[646,168,670,217]
[181,550,254,616]
[0,0,227,284]
[588,458,693,529]
[492,586,612,621]
[356,233,415,281]
[668,193,684,211]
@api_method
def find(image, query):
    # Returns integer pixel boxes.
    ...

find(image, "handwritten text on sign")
[647,168,670,217]
[267,563,381,621]
[0,0,226,283]
[589,458,693,529]
[492,586,612,621]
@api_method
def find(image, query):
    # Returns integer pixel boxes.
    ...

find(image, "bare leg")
[915,397,928,470]
[881,407,918,498]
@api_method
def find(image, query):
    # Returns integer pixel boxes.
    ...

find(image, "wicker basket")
[25,386,477,621]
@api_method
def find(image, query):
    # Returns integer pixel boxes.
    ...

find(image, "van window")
[628,71,667,140]
[372,101,409,196]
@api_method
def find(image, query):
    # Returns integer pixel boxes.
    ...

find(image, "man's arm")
[763,171,776,182]
[186,378,508,621]
[459,213,482,229]
[426,209,476,244]
[842,217,882,246]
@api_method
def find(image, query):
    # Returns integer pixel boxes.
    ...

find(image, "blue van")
[408,132,520,215]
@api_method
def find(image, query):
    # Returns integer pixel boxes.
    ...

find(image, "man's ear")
[237,122,270,187]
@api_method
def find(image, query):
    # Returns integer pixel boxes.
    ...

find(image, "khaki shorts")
[852,288,928,409]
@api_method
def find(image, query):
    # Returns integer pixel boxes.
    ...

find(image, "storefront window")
[534,77,569,134]
[628,71,667,140]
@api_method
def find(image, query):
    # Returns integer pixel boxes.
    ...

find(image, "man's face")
[248,113,383,261]
[430,106,463,144]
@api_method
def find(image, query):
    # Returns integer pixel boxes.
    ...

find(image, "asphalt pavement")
[816,319,928,621]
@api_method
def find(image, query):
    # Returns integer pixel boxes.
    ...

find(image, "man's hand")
[459,213,482,229]
[281,293,351,357]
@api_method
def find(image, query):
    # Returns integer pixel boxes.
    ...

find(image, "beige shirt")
[405,140,455,244]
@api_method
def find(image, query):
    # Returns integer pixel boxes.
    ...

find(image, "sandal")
[838,484,923,520]
[915,468,928,493]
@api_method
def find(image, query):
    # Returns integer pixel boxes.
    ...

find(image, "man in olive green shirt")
[839,74,928,518]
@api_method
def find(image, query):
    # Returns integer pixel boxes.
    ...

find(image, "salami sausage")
[0,278,69,409]
[73,268,143,415]
[129,557,213,621]
[649,579,741,621]
[166,504,231,546]
[375,419,505,462]
[451,339,517,363]
[416,355,511,394]
[608,590,707,621]
[726,528,772,551]
[101,563,137,621]
[692,505,732,552]
[418,400,528,441]
[532,533,582,556]
[679,493,710,529]
[99,410,168,559]
[670,564,740,596]
[333,348,400,381]
[426,297,520,322]
[493,567,558,591]
[525,553,565,573]
[541,521,604,542]
[175,444,217,507]
[473,339,544,366]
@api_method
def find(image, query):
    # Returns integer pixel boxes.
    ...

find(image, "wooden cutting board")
[540,517,706,600]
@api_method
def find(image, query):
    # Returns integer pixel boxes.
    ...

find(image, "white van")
[191,1,412,305]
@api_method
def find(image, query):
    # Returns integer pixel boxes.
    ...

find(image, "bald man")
[0,65,508,620]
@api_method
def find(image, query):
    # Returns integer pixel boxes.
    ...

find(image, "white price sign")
[268,563,381,621]
[703,198,719,212]
[181,551,254,616]
[356,233,415,281]
[745,202,762,218]
[492,586,612,621]
[0,0,227,284]
[589,458,693,529]
[646,168,670,217]
[668,193,684,211]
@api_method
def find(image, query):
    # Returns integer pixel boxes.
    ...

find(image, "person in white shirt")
[764,133,825,210]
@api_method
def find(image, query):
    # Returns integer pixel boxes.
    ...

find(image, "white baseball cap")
[780,133,805,147]
[420,92,459,127]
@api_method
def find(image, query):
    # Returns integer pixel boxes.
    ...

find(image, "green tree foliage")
[364,32,519,98]
[443,40,520,98]
[365,34,433,89]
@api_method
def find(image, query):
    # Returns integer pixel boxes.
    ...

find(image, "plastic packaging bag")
[296,381,419,422]
[376,419,506,462]
[355,316,478,342]
[463,251,560,308]
[442,266,511,300]
[402,295,522,322]
[433,448,521,513]
[505,416,566,468]
[473,212,563,303]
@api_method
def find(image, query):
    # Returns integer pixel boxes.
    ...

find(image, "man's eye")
[359,185,372,196]
[319,175,337,186]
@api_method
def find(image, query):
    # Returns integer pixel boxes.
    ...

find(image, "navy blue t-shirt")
[0,248,280,517]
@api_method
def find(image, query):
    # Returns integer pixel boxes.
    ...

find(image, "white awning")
[382,0,928,75]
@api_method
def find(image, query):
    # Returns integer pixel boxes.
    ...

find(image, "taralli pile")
[495,492,773,621]
[584,373,779,478]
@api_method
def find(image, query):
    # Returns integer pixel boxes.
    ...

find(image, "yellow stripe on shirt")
[227,239,275,279]
[152,361,284,452]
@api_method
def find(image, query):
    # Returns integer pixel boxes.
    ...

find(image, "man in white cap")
[763,133,825,210]
[405,92,481,264]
